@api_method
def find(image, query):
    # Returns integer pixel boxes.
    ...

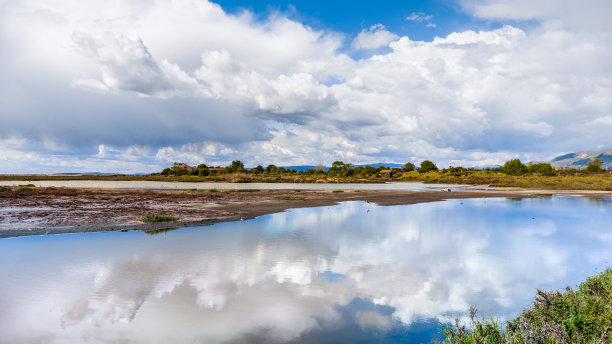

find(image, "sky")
[1,0,611,173]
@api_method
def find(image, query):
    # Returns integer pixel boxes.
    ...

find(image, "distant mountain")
[550,149,612,169]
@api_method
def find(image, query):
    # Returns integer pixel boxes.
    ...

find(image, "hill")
[550,149,612,169]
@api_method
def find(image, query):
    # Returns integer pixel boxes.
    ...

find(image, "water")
[0,180,478,191]
[0,196,610,343]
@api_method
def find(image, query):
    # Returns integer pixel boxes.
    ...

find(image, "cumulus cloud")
[352,24,400,50]
[0,0,611,172]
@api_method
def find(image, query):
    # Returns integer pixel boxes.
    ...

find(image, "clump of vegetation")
[276,196,305,200]
[419,160,438,173]
[232,189,260,192]
[585,158,604,174]
[501,159,529,175]
[139,215,178,223]
[99,196,111,200]
[86,195,97,199]
[209,188,218,192]
[215,201,229,205]
[333,190,344,193]
[439,268,612,343]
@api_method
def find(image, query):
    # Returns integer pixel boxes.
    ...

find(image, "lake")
[1,196,610,343]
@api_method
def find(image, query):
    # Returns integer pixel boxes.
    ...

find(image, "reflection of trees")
[145,227,179,235]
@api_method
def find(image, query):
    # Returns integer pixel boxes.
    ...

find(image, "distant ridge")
[550,149,612,169]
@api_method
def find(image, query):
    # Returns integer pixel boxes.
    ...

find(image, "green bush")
[528,163,556,176]
[419,160,438,173]
[502,159,528,175]
[439,268,612,343]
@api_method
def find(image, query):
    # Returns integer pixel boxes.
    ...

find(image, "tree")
[196,164,209,177]
[403,162,416,172]
[419,160,438,173]
[585,158,604,173]
[161,168,171,176]
[224,160,246,173]
[528,163,555,176]
[251,165,264,174]
[501,159,528,175]
[266,164,278,174]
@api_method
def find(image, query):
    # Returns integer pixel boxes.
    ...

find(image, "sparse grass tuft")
[140,215,178,223]
[276,196,305,200]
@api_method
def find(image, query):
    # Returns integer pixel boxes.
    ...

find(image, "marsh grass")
[139,215,178,223]
[276,196,305,200]
[439,268,612,343]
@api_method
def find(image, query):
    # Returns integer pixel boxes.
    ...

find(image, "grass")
[400,171,612,191]
[439,268,612,343]
[180,204,196,208]
[276,196,305,200]
[231,189,260,192]
[333,190,344,193]
[139,215,178,223]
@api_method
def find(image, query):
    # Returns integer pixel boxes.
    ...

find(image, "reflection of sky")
[0,197,610,343]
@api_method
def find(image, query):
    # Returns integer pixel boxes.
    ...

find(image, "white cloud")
[0,0,611,172]
[352,24,400,50]
[406,12,433,22]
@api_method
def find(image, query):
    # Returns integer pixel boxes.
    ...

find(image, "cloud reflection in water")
[0,196,610,343]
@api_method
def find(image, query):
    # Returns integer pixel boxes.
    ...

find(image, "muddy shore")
[1,186,610,238]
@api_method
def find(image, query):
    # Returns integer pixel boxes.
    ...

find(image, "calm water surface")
[1,196,611,343]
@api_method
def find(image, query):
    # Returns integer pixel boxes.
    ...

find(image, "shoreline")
[1,186,610,239]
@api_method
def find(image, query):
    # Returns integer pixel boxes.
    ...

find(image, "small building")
[175,162,195,173]
[380,170,392,179]
[208,167,223,175]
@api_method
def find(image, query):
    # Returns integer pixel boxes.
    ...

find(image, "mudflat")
[1,186,610,238]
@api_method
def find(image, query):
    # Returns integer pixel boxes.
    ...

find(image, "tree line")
[158,157,607,178]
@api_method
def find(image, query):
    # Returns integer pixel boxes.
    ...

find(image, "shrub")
[439,268,612,343]
[403,162,416,172]
[585,158,604,174]
[501,159,528,175]
[419,160,438,173]
[528,163,556,176]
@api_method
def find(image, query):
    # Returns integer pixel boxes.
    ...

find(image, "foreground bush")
[439,268,612,343]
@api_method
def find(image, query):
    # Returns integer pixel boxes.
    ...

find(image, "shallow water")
[0,196,611,343]
[0,180,477,191]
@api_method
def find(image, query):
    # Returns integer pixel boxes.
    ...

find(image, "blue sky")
[0,0,611,173]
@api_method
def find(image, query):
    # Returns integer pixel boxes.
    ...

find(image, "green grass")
[139,215,178,223]
[180,204,196,208]
[99,196,111,200]
[439,268,612,343]
[276,196,305,200]
[333,190,344,193]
